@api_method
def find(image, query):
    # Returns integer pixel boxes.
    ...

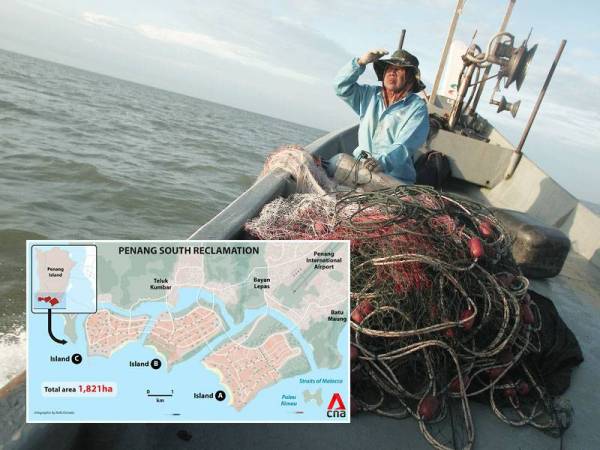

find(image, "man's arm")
[374,104,430,182]
[333,58,369,115]
[334,49,388,116]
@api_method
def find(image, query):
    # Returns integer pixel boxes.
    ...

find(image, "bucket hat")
[373,49,426,93]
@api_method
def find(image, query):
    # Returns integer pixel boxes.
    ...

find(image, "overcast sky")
[1,0,599,202]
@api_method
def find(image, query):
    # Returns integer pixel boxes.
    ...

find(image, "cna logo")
[326,393,346,418]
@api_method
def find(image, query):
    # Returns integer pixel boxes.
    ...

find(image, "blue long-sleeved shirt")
[334,58,429,183]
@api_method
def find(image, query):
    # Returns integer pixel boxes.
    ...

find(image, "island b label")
[26,240,350,423]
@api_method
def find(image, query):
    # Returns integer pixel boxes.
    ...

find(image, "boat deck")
[2,124,599,449]
[2,227,598,450]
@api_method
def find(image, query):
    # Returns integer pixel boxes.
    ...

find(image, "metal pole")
[428,0,465,107]
[498,0,516,34]
[504,39,567,179]
[398,29,406,50]
[467,0,516,115]
[448,64,477,129]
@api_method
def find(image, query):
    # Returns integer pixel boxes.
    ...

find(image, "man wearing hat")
[334,48,429,183]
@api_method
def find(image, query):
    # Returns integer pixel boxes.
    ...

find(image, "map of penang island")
[27,240,350,423]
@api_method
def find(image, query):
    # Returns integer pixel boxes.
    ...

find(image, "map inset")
[27,240,350,423]
[31,245,97,313]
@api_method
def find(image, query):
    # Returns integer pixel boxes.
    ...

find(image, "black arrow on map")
[47,309,67,345]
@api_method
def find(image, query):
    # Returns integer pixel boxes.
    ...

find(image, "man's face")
[383,65,413,93]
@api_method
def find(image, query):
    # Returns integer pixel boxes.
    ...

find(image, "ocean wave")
[3,154,127,187]
[0,72,33,83]
[0,325,26,388]
[116,102,146,114]
[0,228,47,242]
[12,85,62,100]
[0,99,41,118]
[0,117,20,126]
[149,118,170,131]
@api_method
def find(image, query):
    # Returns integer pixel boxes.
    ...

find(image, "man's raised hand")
[358,49,389,66]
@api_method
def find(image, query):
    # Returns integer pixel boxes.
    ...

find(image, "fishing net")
[258,144,336,195]
[246,184,571,450]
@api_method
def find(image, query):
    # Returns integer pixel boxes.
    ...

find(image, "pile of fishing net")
[259,144,336,195]
[246,185,573,450]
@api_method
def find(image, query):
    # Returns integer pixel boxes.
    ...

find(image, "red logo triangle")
[327,393,346,410]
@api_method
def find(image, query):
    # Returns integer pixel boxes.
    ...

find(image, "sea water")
[0,48,326,386]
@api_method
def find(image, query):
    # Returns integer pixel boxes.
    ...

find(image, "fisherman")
[333,48,429,183]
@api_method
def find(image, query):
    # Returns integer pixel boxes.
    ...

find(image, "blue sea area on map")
[27,284,349,422]
[63,246,95,312]
[31,245,95,313]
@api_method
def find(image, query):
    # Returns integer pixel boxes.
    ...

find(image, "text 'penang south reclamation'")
[117,246,260,255]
